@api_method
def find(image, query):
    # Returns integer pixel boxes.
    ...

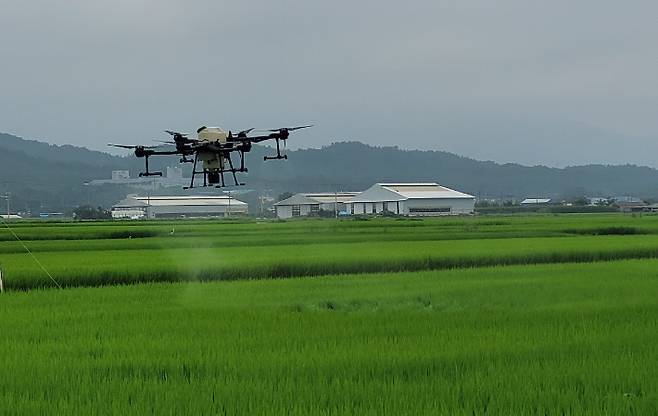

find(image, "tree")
[73,205,112,220]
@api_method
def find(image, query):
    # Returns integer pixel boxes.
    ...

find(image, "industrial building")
[87,167,189,189]
[346,183,474,216]
[111,195,248,219]
[0,214,22,219]
[274,192,360,219]
[521,198,552,206]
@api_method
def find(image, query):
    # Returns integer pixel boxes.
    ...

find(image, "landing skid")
[184,152,246,189]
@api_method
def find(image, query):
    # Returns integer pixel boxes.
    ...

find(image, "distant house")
[520,198,552,206]
[610,196,646,213]
[616,201,648,213]
[587,197,610,206]
[274,192,360,219]
[346,183,474,216]
[612,196,644,204]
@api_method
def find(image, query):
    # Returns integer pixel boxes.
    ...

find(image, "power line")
[0,217,62,290]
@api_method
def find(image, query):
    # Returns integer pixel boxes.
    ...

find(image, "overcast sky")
[1,0,657,167]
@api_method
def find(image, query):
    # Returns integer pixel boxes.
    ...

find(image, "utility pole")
[259,194,265,218]
[146,178,155,219]
[334,189,338,219]
[225,190,232,218]
[1,193,10,217]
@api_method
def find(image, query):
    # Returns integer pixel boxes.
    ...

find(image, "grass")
[1,260,657,414]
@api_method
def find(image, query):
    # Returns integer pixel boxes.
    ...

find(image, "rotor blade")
[287,125,314,131]
[108,143,158,149]
[164,130,188,137]
[257,125,314,133]
[153,140,176,144]
[108,143,137,149]
[237,128,255,136]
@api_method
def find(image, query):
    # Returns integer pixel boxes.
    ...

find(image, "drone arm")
[135,149,180,177]
[236,133,280,144]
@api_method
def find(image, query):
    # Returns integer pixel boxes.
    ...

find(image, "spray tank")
[196,126,229,185]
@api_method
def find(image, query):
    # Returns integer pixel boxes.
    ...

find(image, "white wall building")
[274,192,360,219]
[346,183,474,216]
[0,214,22,219]
[111,170,130,180]
[112,195,248,219]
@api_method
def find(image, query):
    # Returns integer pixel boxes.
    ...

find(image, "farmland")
[1,214,658,414]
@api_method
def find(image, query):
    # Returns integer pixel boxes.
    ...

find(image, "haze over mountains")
[2,132,658,214]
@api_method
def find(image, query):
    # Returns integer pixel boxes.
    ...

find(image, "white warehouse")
[274,192,360,219]
[112,195,248,219]
[345,183,474,216]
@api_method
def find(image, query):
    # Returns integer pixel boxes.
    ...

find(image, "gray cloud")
[1,0,657,167]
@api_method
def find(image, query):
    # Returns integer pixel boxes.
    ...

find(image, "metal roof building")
[112,195,248,219]
[346,183,474,216]
[274,192,360,219]
[521,198,552,205]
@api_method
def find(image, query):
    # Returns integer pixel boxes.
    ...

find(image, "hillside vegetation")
[3,132,658,213]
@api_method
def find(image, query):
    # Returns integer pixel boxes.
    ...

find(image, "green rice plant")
[5,213,658,243]
[5,234,658,290]
[0,260,657,414]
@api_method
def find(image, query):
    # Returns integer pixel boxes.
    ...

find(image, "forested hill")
[249,141,658,199]
[2,132,658,213]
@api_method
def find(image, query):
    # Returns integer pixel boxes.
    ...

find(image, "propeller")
[108,143,158,149]
[165,130,189,137]
[237,128,255,137]
[163,131,199,144]
[257,125,313,133]
[286,125,314,132]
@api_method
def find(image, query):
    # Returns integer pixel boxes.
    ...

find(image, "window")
[292,205,301,217]
[371,203,376,214]
[310,204,320,215]
[408,207,451,213]
[350,204,354,214]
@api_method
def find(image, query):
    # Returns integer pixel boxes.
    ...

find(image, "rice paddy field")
[1,214,657,414]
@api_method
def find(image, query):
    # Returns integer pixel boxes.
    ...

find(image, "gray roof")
[349,182,474,203]
[274,194,323,206]
[113,197,149,208]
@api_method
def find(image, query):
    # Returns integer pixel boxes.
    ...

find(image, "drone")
[109,125,312,189]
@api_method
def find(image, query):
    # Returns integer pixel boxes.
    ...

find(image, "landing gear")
[184,152,246,189]
[264,138,287,161]
[139,155,163,177]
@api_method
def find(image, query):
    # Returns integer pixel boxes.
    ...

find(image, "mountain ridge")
[2,132,658,213]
